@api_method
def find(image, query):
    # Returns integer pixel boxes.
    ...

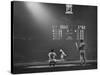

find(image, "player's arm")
[48,53,51,59]
[75,42,79,50]
[63,52,67,56]
[64,53,67,56]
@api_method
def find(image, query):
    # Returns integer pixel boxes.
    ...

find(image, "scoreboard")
[52,25,86,40]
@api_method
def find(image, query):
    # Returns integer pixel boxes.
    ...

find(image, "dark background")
[12,1,97,63]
